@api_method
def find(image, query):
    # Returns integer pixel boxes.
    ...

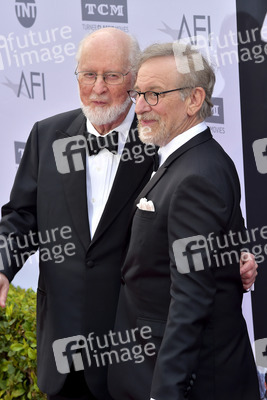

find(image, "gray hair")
[75,30,141,83]
[139,42,215,120]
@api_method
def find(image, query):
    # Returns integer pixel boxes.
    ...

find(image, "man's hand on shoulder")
[240,252,258,291]
[0,272,9,308]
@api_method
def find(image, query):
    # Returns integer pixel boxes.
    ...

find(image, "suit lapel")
[132,128,212,212]
[56,111,91,251]
[90,117,154,245]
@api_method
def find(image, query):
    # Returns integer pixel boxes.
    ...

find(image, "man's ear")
[186,87,206,117]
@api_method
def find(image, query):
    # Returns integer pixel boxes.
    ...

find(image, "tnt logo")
[15,0,37,28]
[53,335,91,374]
[206,98,224,125]
[253,138,267,174]
[81,0,128,23]
[172,235,211,274]
[52,136,88,174]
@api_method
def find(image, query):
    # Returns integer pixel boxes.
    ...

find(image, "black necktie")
[85,131,118,156]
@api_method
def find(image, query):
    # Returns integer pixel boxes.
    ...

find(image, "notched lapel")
[55,112,91,251]
[132,128,212,217]
[90,118,154,245]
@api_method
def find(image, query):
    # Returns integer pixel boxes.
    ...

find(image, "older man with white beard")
[0,28,257,400]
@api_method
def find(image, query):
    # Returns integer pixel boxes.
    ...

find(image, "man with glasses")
[108,42,260,400]
[0,29,257,400]
[0,28,153,400]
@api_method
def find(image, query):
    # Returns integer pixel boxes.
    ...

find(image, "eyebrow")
[133,86,164,92]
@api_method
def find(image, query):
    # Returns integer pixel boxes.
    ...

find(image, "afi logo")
[17,72,46,100]
[53,335,91,374]
[172,235,211,274]
[15,0,37,28]
[81,0,128,23]
[206,98,224,125]
[53,136,88,174]
[253,138,267,174]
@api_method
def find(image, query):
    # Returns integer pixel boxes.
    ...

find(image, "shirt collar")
[158,121,207,167]
[85,104,135,154]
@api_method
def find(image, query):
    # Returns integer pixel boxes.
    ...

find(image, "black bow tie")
[85,131,119,156]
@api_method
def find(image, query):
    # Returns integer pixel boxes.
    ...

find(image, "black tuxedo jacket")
[0,109,153,398]
[108,128,259,400]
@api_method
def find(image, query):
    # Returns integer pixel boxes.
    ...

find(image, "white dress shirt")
[158,121,208,168]
[150,121,207,400]
[85,104,135,238]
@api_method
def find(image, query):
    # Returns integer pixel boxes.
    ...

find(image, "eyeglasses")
[127,87,193,106]
[75,69,131,85]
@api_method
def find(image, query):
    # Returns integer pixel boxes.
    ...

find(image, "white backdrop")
[0,0,254,341]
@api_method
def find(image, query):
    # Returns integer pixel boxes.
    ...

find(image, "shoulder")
[36,108,83,130]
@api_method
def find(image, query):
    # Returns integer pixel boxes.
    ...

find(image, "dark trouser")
[47,370,98,400]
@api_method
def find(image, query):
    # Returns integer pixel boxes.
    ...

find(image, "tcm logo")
[15,0,37,28]
[53,136,87,174]
[81,0,128,23]
[206,97,224,125]
[253,138,267,174]
[14,141,26,165]
[53,335,91,374]
[172,235,211,274]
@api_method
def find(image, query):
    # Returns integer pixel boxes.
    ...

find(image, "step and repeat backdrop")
[0,0,266,391]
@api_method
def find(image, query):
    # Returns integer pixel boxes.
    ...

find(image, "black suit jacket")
[0,109,153,398]
[108,128,259,400]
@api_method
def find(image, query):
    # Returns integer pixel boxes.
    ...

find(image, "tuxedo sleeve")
[150,173,244,400]
[0,123,39,281]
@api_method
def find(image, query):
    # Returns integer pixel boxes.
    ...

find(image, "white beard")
[81,97,131,125]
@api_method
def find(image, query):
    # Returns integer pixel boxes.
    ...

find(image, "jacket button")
[86,260,94,268]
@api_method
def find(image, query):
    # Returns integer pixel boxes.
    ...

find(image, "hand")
[240,252,258,291]
[0,272,9,308]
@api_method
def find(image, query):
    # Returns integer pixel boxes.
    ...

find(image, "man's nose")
[135,94,152,114]
[92,76,108,94]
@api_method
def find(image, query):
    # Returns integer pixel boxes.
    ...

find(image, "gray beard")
[81,97,131,125]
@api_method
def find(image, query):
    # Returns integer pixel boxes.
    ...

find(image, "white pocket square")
[137,197,155,212]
